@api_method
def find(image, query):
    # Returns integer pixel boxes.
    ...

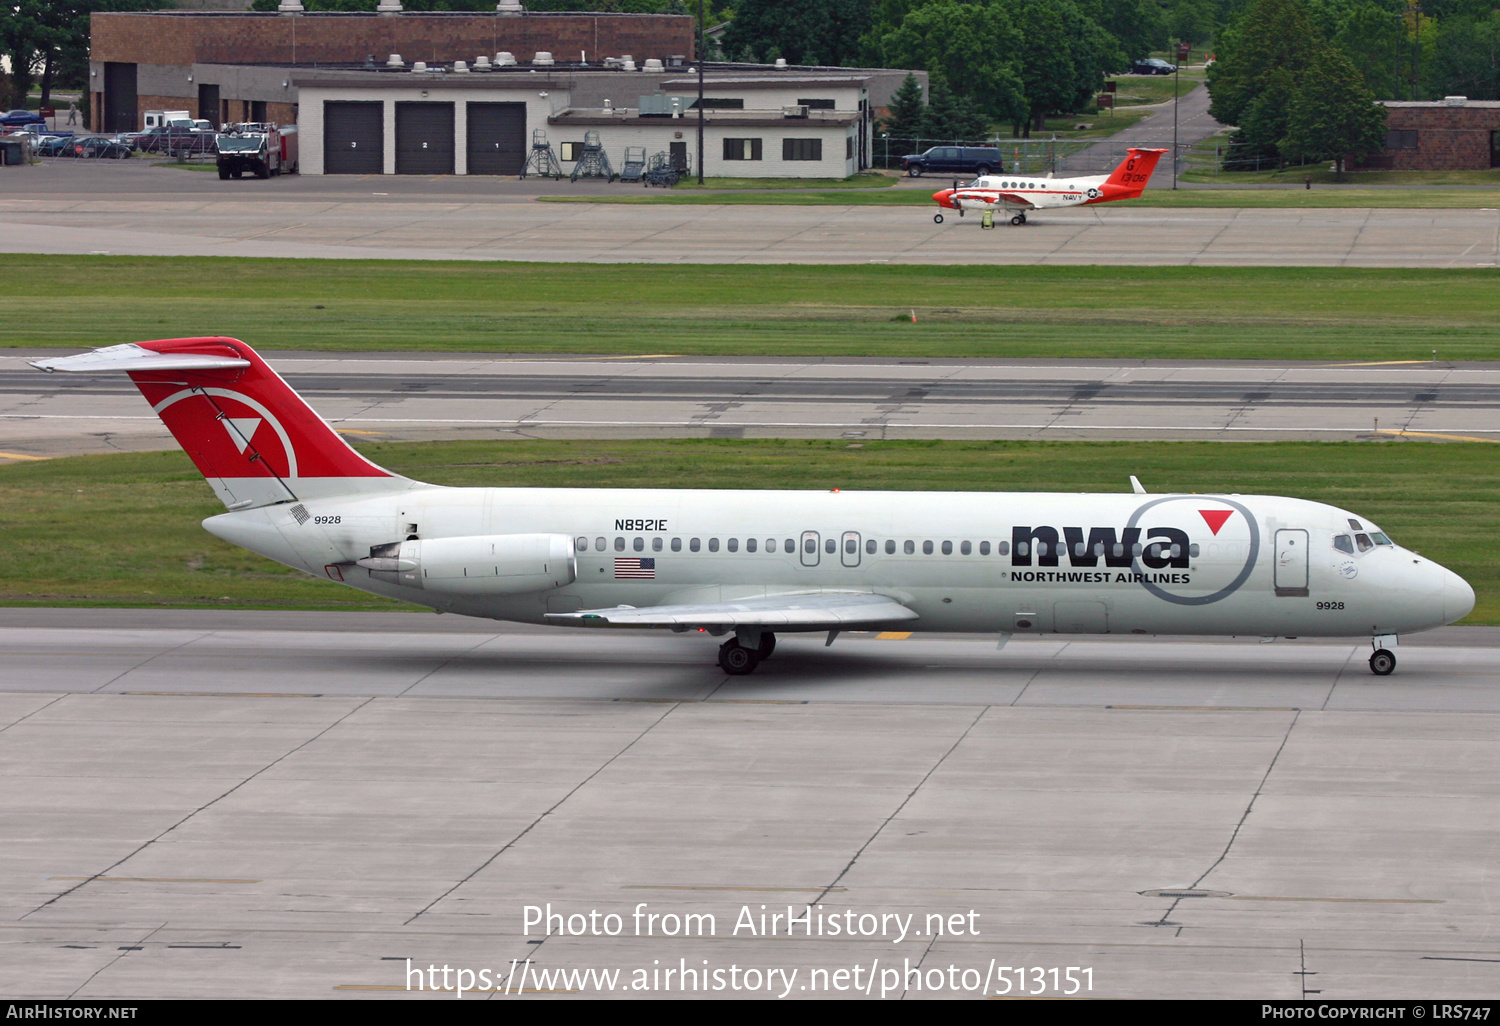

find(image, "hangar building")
[1365,98,1500,171]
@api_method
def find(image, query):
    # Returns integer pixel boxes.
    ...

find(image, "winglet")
[1130,475,1147,494]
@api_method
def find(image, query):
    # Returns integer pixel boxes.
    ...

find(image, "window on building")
[1385,129,1418,150]
[561,141,585,161]
[783,138,822,161]
[797,98,836,109]
[692,97,744,109]
[846,135,853,159]
[723,138,763,161]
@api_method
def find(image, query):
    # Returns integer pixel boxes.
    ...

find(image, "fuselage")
[205,486,1474,638]
[934,171,1117,213]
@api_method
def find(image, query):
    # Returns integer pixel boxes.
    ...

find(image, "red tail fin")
[33,337,406,509]
[1102,148,1167,199]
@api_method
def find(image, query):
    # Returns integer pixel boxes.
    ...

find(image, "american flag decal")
[615,557,656,579]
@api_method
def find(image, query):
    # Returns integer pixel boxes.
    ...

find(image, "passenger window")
[747,538,757,552]
[1132,544,1143,557]
[960,541,971,555]
[804,537,817,554]
[766,538,775,552]
[825,538,836,554]
[885,540,896,554]
[1355,534,1373,552]
[866,539,877,554]
[671,537,682,552]
[1334,535,1354,554]
[998,541,1009,555]
[941,541,952,555]
[1112,543,1123,558]
[652,537,663,552]
[979,541,990,555]
[690,538,701,552]
[576,536,587,551]
[595,537,606,551]
[1016,542,1029,556]
[923,541,934,555]
[727,538,738,552]
[1074,542,1086,557]
[615,537,626,551]
[785,538,796,554]
[1037,542,1049,557]
[903,540,915,555]
[634,537,644,552]
[709,538,720,552]
[845,538,857,554]
[1170,544,1181,558]
[1189,544,1199,557]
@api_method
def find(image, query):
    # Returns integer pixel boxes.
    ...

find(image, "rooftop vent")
[1443,95,1468,106]
[386,53,404,68]
[495,52,517,67]
[533,51,555,66]
[774,58,788,70]
[453,60,469,73]
[497,0,523,12]
[783,105,809,118]
[667,55,686,68]
[622,58,637,71]
[473,55,491,71]
[412,61,428,73]
[277,0,304,12]
[643,58,664,73]
[376,0,402,12]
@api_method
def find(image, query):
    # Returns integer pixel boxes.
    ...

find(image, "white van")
[142,109,191,130]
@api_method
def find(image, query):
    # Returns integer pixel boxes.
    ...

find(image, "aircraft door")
[841,531,861,567]
[1274,529,1310,597]
[800,531,820,567]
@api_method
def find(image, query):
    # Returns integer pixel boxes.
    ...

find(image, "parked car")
[133,126,216,155]
[1131,58,1177,75]
[0,109,46,127]
[900,146,1005,177]
[32,134,75,157]
[72,136,133,159]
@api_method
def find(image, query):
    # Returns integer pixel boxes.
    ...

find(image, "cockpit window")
[1371,532,1393,546]
[1347,519,1363,531]
[1333,535,1354,554]
[1355,533,1373,552]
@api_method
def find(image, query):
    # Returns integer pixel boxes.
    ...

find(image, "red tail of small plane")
[1095,148,1167,202]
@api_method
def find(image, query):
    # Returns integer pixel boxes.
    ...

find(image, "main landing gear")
[1010,213,1027,226]
[718,632,776,676]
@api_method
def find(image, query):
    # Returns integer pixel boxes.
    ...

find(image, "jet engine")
[358,533,576,594]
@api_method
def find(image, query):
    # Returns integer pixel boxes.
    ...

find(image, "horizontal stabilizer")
[30,344,250,374]
[545,591,919,630]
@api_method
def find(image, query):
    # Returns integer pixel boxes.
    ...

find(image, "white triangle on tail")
[224,417,262,453]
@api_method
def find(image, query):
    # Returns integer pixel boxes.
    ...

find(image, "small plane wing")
[545,591,918,630]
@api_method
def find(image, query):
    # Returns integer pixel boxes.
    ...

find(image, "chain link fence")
[874,137,1192,177]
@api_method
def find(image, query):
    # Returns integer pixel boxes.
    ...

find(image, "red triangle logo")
[1199,509,1233,535]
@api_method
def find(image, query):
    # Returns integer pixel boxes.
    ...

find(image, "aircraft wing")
[545,591,918,630]
[958,190,1035,209]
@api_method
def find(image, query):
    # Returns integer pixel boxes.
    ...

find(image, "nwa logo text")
[1011,525,1192,569]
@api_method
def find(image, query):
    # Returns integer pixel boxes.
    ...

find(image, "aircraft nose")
[1444,568,1476,623]
[933,189,954,208]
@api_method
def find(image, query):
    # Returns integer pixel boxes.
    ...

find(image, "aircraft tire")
[933,213,944,224]
[1011,215,1025,226]
[718,640,760,675]
[757,633,776,659]
[1369,649,1396,676]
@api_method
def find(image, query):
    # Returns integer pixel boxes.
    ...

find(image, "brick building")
[89,9,696,133]
[1362,98,1500,171]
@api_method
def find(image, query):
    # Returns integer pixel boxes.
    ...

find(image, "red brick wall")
[93,12,696,67]
[1361,105,1500,170]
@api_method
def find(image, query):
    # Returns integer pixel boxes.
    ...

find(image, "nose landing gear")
[933,213,944,224]
[1369,649,1396,675]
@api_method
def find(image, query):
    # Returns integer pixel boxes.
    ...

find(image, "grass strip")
[2,256,1497,362]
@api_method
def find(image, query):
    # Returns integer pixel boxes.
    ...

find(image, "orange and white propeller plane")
[930,146,1167,225]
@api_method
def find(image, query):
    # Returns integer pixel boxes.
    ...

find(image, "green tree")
[920,76,992,138]
[1207,0,1324,127]
[2,0,168,106]
[720,0,873,67]
[1280,45,1387,176]
[1429,11,1500,100]
[868,0,1027,125]
[881,71,927,135]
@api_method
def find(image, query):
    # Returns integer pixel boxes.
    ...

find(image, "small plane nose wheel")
[718,639,760,675]
[1369,649,1396,676]
[933,213,944,224]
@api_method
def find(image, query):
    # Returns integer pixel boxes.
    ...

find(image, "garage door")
[103,63,137,133]
[466,102,527,175]
[395,101,455,175]
[324,101,383,175]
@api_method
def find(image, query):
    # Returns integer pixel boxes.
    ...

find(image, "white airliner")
[32,338,1474,676]
[930,147,1166,225]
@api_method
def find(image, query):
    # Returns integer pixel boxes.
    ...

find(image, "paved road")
[2,612,1497,999]
[4,351,1496,458]
[1,161,1498,267]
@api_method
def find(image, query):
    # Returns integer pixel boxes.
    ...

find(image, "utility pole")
[697,0,705,184]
